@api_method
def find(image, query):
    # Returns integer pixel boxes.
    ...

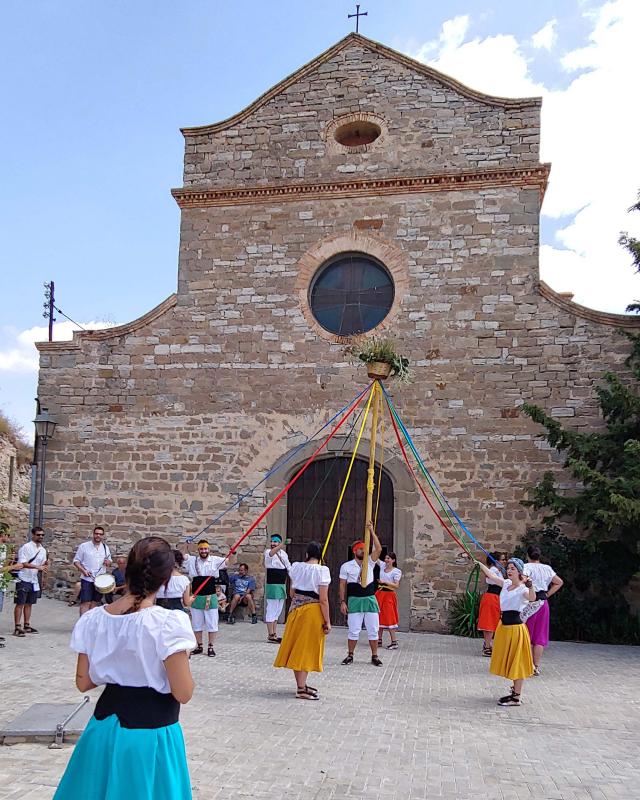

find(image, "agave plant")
[449,565,482,638]
[346,336,413,384]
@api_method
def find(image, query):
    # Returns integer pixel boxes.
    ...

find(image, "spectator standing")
[14,527,48,636]
[73,527,113,616]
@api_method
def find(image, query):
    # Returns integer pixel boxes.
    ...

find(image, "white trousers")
[265,598,285,623]
[348,612,379,641]
[191,608,219,633]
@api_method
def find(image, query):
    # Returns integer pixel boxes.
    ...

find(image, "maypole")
[361,381,381,586]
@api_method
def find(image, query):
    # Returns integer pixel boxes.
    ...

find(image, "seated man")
[111,556,127,596]
[227,563,257,624]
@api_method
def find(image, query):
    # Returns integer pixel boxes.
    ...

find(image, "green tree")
[520,334,640,643]
[522,334,640,553]
[620,193,640,313]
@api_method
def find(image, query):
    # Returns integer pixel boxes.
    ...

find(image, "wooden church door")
[286,457,394,625]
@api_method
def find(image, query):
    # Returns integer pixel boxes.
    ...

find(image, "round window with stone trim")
[308,252,395,337]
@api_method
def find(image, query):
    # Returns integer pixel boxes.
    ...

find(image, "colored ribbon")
[190,384,369,599]
[185,383,372,542]
[321,383,376,560]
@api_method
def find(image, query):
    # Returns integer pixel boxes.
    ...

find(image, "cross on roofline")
[348,4,367,33]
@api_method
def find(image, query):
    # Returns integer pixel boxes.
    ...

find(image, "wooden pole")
[361,382,380,587]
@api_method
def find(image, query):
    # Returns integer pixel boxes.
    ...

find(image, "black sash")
[156,598,184,611]
[346,581,376,598]
[294,589,319,599]
[95,684,179,729]
[191,575,216,596]
[266,568,287,585]
[501,610,522,626]
[535,590,547,601]
[487,585,501,596]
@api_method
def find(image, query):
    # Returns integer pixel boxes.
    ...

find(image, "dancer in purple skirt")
[523,546,564,676]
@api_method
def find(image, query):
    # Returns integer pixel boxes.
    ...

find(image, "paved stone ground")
[0,598,638,800]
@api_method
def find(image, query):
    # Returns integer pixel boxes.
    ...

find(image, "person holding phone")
[264,534,291,643]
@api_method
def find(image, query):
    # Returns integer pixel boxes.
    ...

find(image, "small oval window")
[334,120,381,148]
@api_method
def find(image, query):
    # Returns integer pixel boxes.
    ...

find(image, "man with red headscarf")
[339,522,383,666]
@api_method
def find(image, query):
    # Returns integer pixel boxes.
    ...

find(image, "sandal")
[341,654,354,665]
[371,655,383,667]
[377,639,383,646]
[23,625,38,634]
[386,642,398,650]
[482,645,492,657]
[296,687,318,701]
[207,645,216,657]
[498,689,522,706]
[267,635,282,644]
[13,626,25,637]
[305,685,318,696]
[191,644,203,655]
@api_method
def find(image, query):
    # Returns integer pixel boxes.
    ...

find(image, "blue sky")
[1,0,638,437]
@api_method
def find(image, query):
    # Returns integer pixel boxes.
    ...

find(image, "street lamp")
[33,408,57,528]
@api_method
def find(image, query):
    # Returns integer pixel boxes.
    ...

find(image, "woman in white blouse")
[53,537,196,800]
[274,541,331,701]
[476,557,535,707]
[375,552,402,649]
[156,549,192,612]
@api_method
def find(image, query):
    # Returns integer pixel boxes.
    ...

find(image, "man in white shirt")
[339,522,383,666]
[14,527,48,636]
[73,526,112,616]
[264,534,291,644]
[185,539,236,657]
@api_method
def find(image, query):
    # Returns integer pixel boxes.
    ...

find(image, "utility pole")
[43,281,55,342]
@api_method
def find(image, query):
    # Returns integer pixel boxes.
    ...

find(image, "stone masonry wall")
[36,184,637,630]
[183,38,541,188]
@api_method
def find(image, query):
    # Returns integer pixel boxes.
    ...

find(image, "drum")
[95,573,116,595]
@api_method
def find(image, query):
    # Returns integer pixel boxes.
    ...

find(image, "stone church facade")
[37,34,639,630]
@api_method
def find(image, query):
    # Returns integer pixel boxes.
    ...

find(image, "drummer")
[73,527,113,616]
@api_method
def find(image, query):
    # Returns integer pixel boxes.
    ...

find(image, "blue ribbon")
[185,383,372,542]
[381,384,505,572]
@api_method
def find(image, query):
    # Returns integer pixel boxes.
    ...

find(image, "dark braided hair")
[124,537,175,614]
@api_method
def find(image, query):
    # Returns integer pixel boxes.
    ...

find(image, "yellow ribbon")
[321,384,375,560]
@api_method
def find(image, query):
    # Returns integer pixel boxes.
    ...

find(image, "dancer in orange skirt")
[375,552,402,649]
[477,557,535,706]
[477,551,507,657]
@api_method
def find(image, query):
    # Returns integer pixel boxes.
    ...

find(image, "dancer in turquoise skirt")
[54,536,196,800]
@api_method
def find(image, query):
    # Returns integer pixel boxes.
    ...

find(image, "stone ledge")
[538,282,640,329]
[181,33,542,137]
[172,164,550,209]
[36,294,178,351]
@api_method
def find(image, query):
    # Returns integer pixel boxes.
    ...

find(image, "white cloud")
[531,20,557,51]
[0,320,118,373]
[406,0,640,313]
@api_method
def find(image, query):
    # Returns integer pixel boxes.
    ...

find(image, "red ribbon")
[189,386,370,600]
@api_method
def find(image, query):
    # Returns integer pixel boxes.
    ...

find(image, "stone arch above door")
[265,436,417,630]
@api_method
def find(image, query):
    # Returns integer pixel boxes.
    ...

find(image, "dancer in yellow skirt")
[476,557,535,706]
[273,541,331,700]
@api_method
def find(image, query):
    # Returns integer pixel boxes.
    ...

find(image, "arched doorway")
[286,456,394,624]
